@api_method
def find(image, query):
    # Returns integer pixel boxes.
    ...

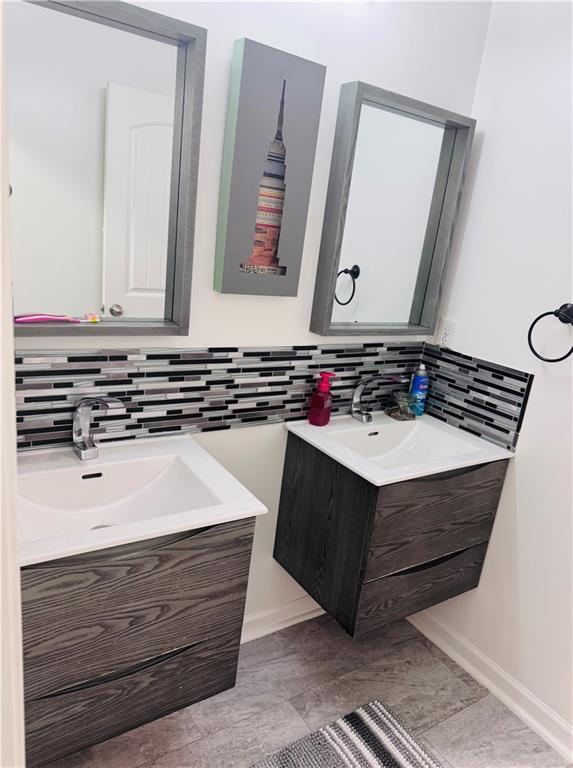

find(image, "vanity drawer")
[355,542,488,637]
[364,461,508,580]
[25,629,240,768]
[21,518,254,700]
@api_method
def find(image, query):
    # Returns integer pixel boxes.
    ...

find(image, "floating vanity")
[17,436,266,767]
[274,413,512,637]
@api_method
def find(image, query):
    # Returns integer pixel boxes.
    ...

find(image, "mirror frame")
[13,0,206,337]
[310,82,475,336]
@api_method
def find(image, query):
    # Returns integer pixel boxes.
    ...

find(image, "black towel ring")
[527,303,573,362]
[334,264,360,306]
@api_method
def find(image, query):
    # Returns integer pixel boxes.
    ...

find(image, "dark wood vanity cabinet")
[274,433,508,638]
[21,518,255,767]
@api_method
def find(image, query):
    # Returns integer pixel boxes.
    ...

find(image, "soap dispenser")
[409,363,429,416]
[308,372,335,426]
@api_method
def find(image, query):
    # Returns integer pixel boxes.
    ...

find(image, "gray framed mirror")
[7,0,206,336]
[310,82,475,336]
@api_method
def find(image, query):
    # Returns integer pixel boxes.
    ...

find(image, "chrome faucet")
[350,375,410,423]
[72,397,125,460]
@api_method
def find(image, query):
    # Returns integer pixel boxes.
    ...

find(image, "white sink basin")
[17,435,267,566]
[287,413,513,486]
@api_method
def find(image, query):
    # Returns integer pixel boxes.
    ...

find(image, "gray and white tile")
[290,638,487,734]
[328,616,425,667]
[46,617,565,768]
[188,615,358,736]
[48,707,202,768]
[422,694,568,768]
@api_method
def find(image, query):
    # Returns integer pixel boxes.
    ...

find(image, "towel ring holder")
[527,303,573,362]
[334,265,360,306]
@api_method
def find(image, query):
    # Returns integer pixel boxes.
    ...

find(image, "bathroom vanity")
[274,413,511,637]
[17,436,266,767]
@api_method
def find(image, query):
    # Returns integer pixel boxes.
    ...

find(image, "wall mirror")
[7,0,206,336]
[310,82,475,336]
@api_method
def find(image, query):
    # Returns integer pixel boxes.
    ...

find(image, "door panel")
[102,82,174,319]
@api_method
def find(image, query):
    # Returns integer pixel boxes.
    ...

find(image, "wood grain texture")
[365,461,508,580]
[274,433,376,632]
[14,319,181,336]
[309,80,475,337]
[165,18,206,334]
[22,518,254,700]
[409,126,456,324]
[274,437,507,637]
[355,542,488,636]
[25,629,240,768]
[419,121,475,331]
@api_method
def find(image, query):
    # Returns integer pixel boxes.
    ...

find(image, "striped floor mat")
[253,701,444,768]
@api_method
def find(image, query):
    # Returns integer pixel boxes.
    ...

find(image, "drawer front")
[22,518,254,700]
[355,542,488,637]
[25,629,240,768]
[365,461,507,581]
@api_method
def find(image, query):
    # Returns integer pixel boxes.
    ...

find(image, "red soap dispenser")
[308,372,335,426]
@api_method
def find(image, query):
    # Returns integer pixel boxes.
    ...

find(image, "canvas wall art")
[214,39,326,296]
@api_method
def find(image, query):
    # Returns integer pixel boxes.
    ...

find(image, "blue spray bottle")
[409,363,429,416]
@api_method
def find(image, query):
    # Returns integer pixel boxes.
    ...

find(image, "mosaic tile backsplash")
[15,343,422,450]
[15,342,532,453]
[422,344,533,451]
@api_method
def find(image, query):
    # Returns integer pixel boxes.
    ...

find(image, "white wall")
[411,2,572,756]
[6,0,176,316]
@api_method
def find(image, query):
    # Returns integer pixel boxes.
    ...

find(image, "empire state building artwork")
[214,39,325,296]
[240,80,287,276]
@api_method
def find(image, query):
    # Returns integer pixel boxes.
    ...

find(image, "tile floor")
[50,615,568,768]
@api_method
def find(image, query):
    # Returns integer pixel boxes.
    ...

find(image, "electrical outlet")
[436,316,459,348]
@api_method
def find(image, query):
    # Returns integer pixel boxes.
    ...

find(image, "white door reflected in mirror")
[102,83,174,319]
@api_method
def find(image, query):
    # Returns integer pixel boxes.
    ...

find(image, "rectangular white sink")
[17,435,267,566]
[287,413,513,486]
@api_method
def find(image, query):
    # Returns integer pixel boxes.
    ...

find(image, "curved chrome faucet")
[350,375,410,423]
[72,397,125,460]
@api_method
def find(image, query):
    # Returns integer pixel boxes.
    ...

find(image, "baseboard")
[409,609,573,763]
[241,596,324,644]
